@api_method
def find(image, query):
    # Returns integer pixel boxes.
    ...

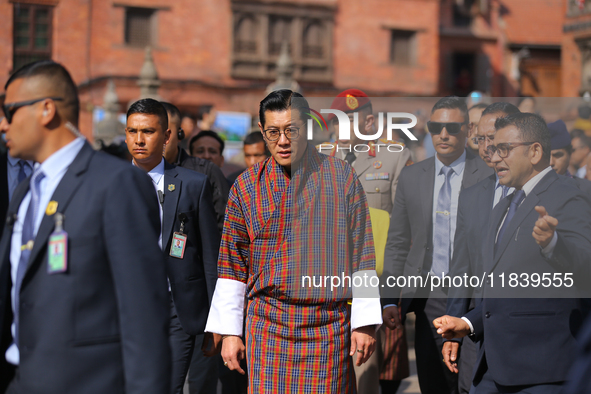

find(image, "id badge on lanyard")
[48,213,68,274]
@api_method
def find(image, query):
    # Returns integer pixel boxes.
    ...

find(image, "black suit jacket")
[174,148,229,233]
[162,161,219,336]
[465,170,591,386]
[446,173,496,319]
[382,150,493,316]
[0,143,171,394]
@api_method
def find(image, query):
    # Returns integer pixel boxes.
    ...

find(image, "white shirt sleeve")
[205,278,247,336]
[351,270,383,331]
[461,317,474,334]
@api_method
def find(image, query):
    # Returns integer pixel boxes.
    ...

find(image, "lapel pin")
[46,201,58,216]
[373,160,382,169]
[168,184,175,192]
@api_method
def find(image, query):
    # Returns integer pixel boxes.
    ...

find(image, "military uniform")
[317,139,412,213]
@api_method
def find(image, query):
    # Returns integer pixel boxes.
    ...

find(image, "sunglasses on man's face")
[427,121,466,135]
[1,97,63,124]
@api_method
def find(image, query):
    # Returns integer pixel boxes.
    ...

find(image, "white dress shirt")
[432,151,466,267]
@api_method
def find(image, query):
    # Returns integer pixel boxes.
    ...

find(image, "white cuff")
[541,232,558,258]
[461,317,474,335]
[204,278,246,336]
[351,270,383,331]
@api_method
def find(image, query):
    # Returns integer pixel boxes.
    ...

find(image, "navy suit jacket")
[0,143,171,394]
[381,150,493,316]
[465,170,591,387]
[446,173,497,319]
[0,153,8,240]
[162,161,219,335]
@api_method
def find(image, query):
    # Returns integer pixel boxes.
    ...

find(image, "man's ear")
[530,142,544,165]
[163,128,172,145]
[364,114,375,133]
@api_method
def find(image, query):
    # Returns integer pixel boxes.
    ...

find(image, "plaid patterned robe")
[219,146,376,393]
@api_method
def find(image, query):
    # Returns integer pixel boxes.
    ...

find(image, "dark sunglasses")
[427,121,466,135]
[2,97,63,124]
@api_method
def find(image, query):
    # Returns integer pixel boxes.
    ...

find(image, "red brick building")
[0,0,567,138]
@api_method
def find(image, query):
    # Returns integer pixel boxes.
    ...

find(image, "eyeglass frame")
[486,141,535,159]
[2,97,64,124]
[262,126,301,142]
[426,121,468,135]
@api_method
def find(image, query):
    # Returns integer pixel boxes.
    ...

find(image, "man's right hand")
[442,341,460,373]
[221,335,246,375]
[433,315,470,339]
[382,305,401,330]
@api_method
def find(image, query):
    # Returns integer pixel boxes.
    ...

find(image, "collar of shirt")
[147,158,165,188]
[434,150,466,177]
[6,154,33,169]
[36,138,86,182]
[521,166,552,197]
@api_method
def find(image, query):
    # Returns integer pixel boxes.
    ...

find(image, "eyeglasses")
[487,142,535,159]
[427,121,466,135]
[470,136,485,145]
[263,126,300,142]
[2,97,63,124]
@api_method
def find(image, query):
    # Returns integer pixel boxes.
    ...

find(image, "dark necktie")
[14,170,45,348]
[345,151,356,165]
[17,160,29,184]
[495,189,526,251]
[501,185,509,199]
[432,166,454,276]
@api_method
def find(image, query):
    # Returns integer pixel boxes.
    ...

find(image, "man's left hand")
[350,326,376,366]
[533,206,558,249]
[201,332,222,357]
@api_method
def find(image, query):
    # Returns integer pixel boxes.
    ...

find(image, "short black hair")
[243,131,270,157]
[469,103,488,111]
[5,60,80,125]
[160,101,181,123]
[189,130,224,156]
[572,133,591,149]
[259,89,310,129]
[494,112,551,162]
[431,96,468,123]
[481,102,521,117]
[244,131,265,146]
[127,98,168,131]
[570,129,585,140]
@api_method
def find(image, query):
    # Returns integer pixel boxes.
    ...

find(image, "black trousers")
[187,333,219,394]
[412,290,459,394]
[169,297,195,394]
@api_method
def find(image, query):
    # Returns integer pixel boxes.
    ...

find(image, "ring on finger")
[356,349,364,353]
[224,361,228,367]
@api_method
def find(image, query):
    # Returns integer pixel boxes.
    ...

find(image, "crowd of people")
[1,59,591,394]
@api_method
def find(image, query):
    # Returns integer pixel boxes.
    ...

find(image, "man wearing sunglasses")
[444,102,520,393]
[0,61,171,393]
[382,96,493,394]
[434,112,591,394]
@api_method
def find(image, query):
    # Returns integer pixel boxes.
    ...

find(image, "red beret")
[327,89,372,121]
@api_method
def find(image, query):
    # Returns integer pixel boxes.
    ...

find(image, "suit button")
[486,279,490,285]
[485,312,491,318]
[417,268,421,273]
[375,187,380,192]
